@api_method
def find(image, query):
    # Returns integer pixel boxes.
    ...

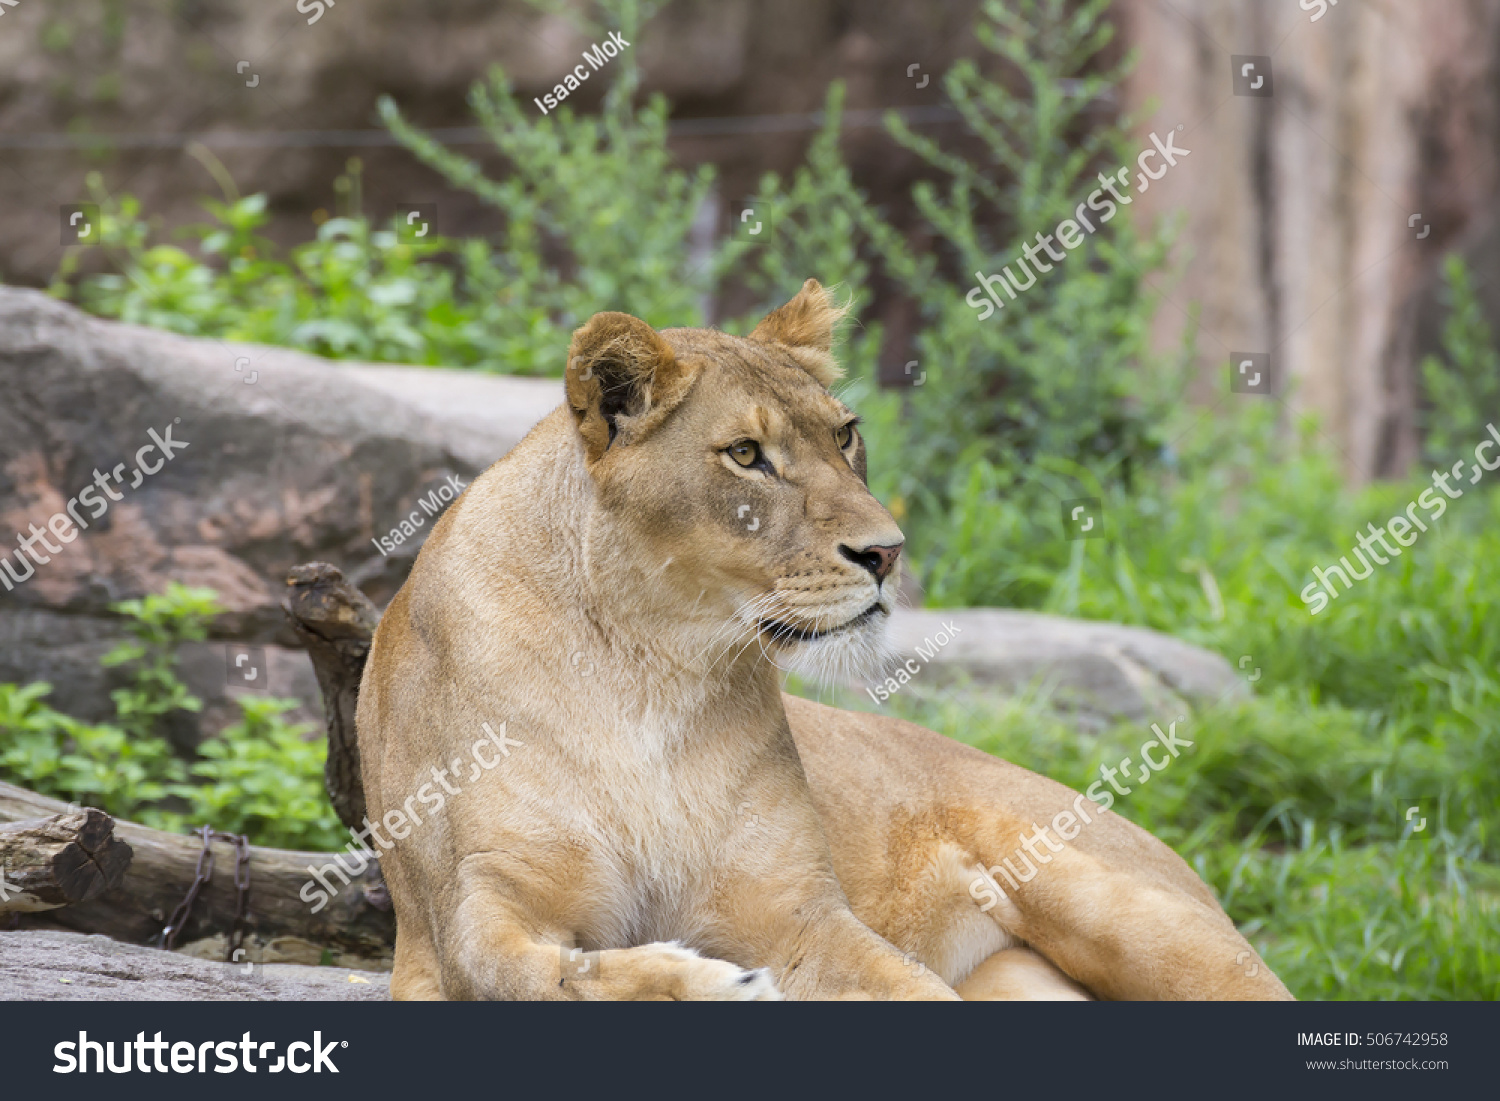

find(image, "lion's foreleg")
[434,865,781,1001]
[390,925,445,1000]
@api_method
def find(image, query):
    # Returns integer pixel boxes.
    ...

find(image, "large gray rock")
[340,363,561,472]
[882,608,1246,728]
[0,930,389,1001]
[0,286,557,736]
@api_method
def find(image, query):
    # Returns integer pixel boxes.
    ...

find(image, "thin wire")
[0,107,963,151]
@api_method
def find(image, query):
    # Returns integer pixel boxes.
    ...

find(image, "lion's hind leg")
[955,947,1093,1001]
[967,828,1292,1000]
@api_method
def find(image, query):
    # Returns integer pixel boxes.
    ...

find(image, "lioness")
[357,280,1291,1000]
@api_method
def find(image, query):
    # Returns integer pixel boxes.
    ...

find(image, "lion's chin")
[772,602,896,686]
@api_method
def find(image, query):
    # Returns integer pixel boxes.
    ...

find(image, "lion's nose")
[840,541,903,584]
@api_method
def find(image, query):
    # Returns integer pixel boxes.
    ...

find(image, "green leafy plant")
[1421,253,1500,459]
[101,583,219,742]
[181,696,343,851]
[49,170,517,369]
[0,681,184,824]
[0,583,340,848]
[0,583,218,825]
[48,1,865,375]
[50,0,895,389]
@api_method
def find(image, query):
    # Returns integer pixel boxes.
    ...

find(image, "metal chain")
[159,826,251,961]
[226,831,251,962]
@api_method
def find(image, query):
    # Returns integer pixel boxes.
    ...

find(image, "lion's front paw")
[639,942,783,1001]
[714,964,782,1001]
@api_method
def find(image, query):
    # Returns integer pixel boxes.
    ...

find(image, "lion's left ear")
[749,278,847,387]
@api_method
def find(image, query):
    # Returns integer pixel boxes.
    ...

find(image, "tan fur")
[357,281,1293,1001]
[955,948,1093,1001]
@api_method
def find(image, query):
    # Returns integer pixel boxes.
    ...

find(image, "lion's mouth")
[757,602,884,645]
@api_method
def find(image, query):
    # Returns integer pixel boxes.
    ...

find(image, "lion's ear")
[565,312,693,463]
[749,278,847,387]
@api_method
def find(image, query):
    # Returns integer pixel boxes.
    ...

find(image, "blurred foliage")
[48,0,869,375]
[49,177,547,371]
[0,583,343,851]
[99,584,219,743]
[0,680,188,824]
[1421,254,1500,460]
[49,0,1168,566]
[843,0,1178,568]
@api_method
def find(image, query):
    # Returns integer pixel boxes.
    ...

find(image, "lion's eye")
[729,441,761,468]
[836,424,854,449]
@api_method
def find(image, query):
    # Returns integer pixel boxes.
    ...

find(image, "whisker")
[697,591,781,685]
[705,590,800,691]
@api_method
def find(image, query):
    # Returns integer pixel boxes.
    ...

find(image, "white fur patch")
[770,586,898,685]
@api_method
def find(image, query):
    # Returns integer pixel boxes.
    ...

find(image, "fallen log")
[0,809,132,913]
[0,783,393,960]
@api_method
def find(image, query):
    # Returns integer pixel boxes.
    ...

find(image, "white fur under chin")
[772,592,899,686]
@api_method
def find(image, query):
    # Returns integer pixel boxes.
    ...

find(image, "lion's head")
[563,279,904,683]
